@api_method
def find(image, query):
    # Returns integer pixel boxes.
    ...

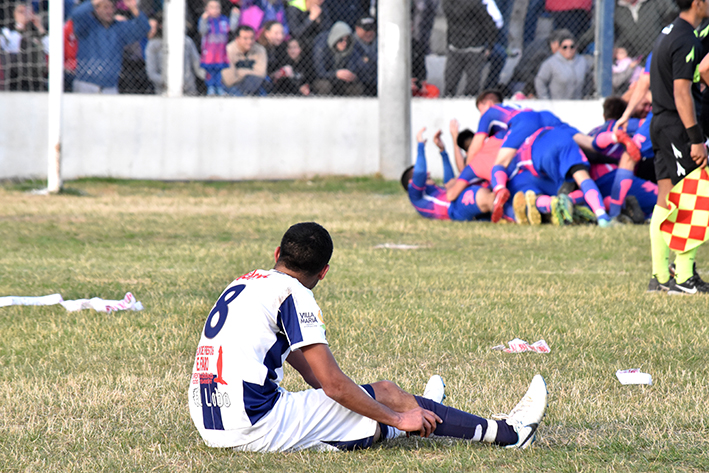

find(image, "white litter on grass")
[0,294,64,307]
[0,292,143,313]
[373,243,421,250]
[616,369,653,385]
[492,338,551,353]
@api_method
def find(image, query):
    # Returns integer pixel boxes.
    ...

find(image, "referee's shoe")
[668,274,709,295]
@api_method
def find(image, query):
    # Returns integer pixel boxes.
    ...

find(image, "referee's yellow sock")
[674,247,698,284]
[650,205,671,283]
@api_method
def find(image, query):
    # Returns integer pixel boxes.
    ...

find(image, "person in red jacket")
[64,19,78,91]
[544,0,591,41]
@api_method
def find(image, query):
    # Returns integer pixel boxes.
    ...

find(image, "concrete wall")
[0,93,606,181]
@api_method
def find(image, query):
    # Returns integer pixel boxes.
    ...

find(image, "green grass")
[1,178,707,472]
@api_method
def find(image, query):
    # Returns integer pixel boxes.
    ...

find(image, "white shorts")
[203,386,378,452]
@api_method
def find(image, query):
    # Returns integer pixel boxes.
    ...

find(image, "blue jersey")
[407,144,452,220]
[509,127,589,188]
[407,143,488,221]
[477,104,531,136]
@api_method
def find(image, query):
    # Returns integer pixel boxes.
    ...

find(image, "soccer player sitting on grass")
[400,128,495,221]
[189,222,548,452]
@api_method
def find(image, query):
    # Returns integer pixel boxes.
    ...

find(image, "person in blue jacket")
[72,0,150,93]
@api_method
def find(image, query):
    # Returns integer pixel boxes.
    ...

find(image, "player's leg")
[372,375,548,449]
[608,153,637,219]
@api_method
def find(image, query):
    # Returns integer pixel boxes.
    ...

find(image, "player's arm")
[300,343,441,437]
[700,51,709,85]
[286,349,322,389]
[449,119,465,173]
[615,69,650,131]
[674,78,708,167]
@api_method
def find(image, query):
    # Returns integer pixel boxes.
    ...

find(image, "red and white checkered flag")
[660,167,709,253]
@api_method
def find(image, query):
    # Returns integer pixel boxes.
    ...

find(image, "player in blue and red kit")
[470,90,596,221]
[402,128,494,221]
[505,126,613,226]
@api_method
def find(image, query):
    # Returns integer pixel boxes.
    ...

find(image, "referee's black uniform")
[650,17,704,185]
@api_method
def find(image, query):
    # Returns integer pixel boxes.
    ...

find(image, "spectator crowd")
[0,0,680,99]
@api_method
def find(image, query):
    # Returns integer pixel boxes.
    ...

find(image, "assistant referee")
[648,0,709,294]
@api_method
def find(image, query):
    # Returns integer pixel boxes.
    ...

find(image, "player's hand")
[396,408,441,438]
[416,127,426,143]
[690,143,708,168]
[433,129,445,151]
[449,118,459,138]
[613,116,628,132]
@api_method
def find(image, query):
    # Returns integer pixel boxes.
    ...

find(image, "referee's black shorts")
[650,112,701,185]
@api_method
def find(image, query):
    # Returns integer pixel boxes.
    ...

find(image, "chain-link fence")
[0,0,680,98]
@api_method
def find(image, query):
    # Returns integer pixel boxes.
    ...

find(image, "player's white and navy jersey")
[188,269,328,448]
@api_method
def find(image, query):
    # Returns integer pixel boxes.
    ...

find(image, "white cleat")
[422,375,446,404]
[505,374,548,449]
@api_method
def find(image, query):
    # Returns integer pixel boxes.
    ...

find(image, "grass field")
[1,178,708,472]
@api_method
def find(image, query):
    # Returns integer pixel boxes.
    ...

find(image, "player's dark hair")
[457,129,475,152]
[675,0,693,12]
[476,89,503,108]
[278,222,333,276]
[603,96,628,121]
[400,165,415,191]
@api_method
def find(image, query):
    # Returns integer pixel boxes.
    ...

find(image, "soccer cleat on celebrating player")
[572,205,597,224]
[512,191,528,224]
[557,194,574,225]
[491,188,510,223]
[525,191,542,225]
[422,375,446,404]
[505,374,548,449]
[614,129,641,162]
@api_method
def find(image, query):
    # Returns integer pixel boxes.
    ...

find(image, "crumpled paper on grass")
[0,292,143,313]
[492,338,551,353]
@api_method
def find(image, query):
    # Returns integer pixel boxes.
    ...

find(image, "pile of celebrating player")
[402,90,655,228]
[403,0,709,295]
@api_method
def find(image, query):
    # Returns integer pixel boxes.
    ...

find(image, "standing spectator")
[327,0,369,29]
[71,0,150,94]
[312,20,362,95]
[221,25,268,96]
[534,32,589,100]
[348,15,377,96]
[509,28,567,97]
[116,1,154,94]
[442,0,497,97]
[1,2,48,91]
[145,13,206,95]
[271,37,313,95]
[615,0,678,59]
[286,0,332,55]
[199,0,238,96]
[482,0,506,91]
[239,0,289,38]
[544,0,592,41]
[411,0,439,89]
